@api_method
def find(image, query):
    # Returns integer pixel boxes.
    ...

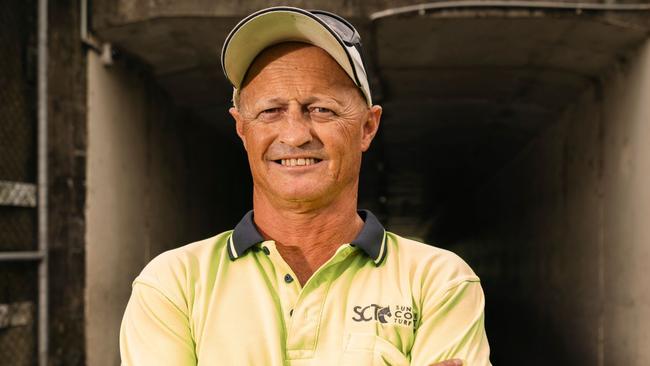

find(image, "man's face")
[229,43,382,207]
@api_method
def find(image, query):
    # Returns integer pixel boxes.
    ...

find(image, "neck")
[252,186,364,284]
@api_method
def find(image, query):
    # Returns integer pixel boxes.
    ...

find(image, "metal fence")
[0,0,44,365]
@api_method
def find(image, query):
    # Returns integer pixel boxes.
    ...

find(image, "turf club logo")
[352,304,417,326]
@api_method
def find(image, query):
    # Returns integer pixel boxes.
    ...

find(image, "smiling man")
[120,6,490,366]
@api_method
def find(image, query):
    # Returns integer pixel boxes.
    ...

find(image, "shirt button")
[262,246,270,255]
[284,274,294,283]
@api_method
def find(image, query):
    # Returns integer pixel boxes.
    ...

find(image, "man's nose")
[278,106,313,147]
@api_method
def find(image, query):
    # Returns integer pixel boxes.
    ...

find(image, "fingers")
[430,359,463,366]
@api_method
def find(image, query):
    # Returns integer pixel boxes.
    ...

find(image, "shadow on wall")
[430,39,650,365]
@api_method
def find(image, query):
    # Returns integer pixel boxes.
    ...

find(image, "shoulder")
[134,230,232,292]
[385,232,480,292]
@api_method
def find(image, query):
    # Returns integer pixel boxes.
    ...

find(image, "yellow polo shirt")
[120,210,491,365]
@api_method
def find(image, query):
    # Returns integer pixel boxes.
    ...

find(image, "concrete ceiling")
[93,4,649,237]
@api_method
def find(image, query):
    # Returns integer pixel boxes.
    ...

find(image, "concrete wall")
[86,51,187,366]
[47,0,88,364]
[85,52,251,365]
[92,0,650,28]
[440,39,650,365]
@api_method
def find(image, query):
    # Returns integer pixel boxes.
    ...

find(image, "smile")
[276,158,321,167]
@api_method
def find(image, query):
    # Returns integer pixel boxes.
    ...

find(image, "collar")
[228,209,387,265]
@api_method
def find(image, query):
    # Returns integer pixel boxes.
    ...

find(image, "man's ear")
[360,105,382,152]
[229,107,247,151]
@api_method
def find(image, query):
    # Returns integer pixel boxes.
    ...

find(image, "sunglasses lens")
[314,12,359,45]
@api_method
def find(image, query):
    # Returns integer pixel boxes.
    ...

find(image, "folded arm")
[410,280,491,366]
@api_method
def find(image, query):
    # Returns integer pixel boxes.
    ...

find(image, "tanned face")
[229,42,382,209]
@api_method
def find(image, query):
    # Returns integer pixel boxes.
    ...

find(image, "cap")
[221,6,372,107]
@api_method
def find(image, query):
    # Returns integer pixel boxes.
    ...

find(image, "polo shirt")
[120,210,491,365]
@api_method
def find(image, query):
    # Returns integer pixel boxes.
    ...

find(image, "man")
[120,6,490,366]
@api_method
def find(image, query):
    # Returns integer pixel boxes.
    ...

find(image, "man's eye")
[259,108,283,120]
[261,108,282,115]
[310,107,334,115]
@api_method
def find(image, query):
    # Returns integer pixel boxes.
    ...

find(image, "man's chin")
[255,175,334,205]
[278,191,324,204]
[271,186,332,206]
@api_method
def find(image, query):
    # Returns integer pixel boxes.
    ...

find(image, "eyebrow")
[259,97,287,105]
[255,95,343,108]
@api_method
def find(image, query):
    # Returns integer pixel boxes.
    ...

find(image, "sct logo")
[352,304,392,323]
[352,304,418,326]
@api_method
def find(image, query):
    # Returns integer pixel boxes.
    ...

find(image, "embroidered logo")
[352,304,417,327]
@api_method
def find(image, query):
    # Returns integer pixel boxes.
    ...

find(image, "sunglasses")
[309,10,368,88]
[310,10,362,47]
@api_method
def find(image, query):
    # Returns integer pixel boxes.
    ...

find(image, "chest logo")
[351,304,418,327]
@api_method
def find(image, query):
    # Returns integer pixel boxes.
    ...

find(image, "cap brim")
[222,7,371,105]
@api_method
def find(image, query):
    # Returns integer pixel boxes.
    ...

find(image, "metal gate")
[0,0,48,365]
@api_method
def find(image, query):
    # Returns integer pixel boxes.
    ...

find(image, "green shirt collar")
[229,209,386,264]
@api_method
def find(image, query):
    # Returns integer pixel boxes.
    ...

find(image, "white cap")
[221,6,372,106]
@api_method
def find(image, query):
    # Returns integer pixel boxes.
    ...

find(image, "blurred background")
[1,0,650,365]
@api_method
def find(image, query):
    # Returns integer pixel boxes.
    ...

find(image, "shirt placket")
[261,241,302,322]
[263,244,356,363]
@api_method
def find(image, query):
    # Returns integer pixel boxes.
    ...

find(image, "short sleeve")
[119,280,197,366]
[409,279,491,366]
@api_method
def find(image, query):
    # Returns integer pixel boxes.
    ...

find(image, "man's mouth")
[274,158,322,167]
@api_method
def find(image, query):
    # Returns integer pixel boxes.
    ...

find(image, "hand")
[429,359,463,366]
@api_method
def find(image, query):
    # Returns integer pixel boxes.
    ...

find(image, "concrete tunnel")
[84,2,650,365]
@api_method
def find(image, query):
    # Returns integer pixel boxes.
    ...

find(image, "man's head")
[222,7,382,209]
[222,7,373,108]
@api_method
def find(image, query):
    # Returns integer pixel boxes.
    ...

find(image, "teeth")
[280,158,318,167]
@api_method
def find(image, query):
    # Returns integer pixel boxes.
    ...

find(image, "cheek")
[333,121,362,153]
[243,130,275,177]
[246,126,275,158]
[319,123,362,167]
